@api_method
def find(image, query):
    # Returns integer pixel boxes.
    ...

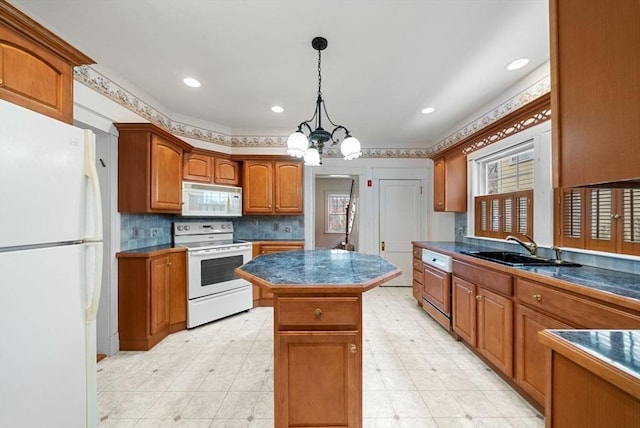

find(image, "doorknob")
[381,241,385,251]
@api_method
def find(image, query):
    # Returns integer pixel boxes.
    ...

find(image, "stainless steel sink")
[461,251,581,267]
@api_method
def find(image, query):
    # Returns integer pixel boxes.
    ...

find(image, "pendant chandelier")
[286,36,362,166]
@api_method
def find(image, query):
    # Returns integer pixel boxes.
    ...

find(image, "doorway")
[379,179,422,286]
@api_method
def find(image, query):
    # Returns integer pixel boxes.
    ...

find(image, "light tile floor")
[97,287,544,427]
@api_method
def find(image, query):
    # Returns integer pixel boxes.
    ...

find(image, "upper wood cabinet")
[0,2,93,123]
[116,123,192,214]
[214,157,240,186]
[242,158,303,215]
[433,151,467,212]
[183,151,240,186]
[550,0,640,187]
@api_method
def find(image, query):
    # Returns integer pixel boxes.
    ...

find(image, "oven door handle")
[188,247,251,258]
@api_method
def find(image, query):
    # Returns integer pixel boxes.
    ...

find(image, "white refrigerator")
[0,99,103,428]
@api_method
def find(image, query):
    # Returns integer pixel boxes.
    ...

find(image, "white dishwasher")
[421,249,453,331]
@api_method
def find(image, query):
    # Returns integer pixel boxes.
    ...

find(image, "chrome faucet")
[506,234,538,256]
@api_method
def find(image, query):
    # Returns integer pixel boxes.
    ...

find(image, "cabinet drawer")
[413,269,423,284]
[413,246,422,258]
[453,260,513,296]
[516,278,640,328]
[277,297,360,328]
[412,258,424,272]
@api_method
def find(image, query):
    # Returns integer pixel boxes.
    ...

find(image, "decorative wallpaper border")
[74,65,549,159]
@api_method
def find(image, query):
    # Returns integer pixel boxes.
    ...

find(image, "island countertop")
[235,249,401,294]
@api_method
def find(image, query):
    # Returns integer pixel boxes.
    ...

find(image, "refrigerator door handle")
[85,241,103,322]
[84,130,103,242]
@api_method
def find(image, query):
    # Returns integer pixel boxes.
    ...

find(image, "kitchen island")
[236,249,401,428]
[539,330,640,428]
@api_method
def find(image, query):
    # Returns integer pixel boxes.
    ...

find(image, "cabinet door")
[274,161,303,213]
[150,134,183,211]
[477,287,513,376]
[0,25,73,123]
[452,276,476,346]
[183,153,213,183]
[149,255,170,337]
[433,158,445,211]
[552,0,640,187]
[516,304,571,406]
[243,160,273,213]
[423,264,450,314]
[445,153,467,212]
[168,251,187,331]
[259,244,303,254]
[213,158,240,186]
[277,331,360,428]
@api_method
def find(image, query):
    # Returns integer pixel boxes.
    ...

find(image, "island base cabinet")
[546,353,640,428]
[276,332,361,428]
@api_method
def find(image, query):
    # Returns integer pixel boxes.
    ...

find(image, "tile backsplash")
[454,212,640,275]
[120,214,305,251]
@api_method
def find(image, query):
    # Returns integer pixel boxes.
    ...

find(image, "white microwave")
[182,182,242,217]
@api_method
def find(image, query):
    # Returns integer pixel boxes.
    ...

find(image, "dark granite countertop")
[413,241,640,302]
[236,249,401,292]
[545,330,640,381]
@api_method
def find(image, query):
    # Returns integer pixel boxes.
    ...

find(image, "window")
[325,193,350,234]
[474,144,535,239]
[557,188,640,256]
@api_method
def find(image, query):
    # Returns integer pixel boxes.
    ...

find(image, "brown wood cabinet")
[452,260,513,377]
[214,157,240,186]
[116,123,192,214]
[183,151,240,186]
[251,241,304,307]
[117,248,187,351]
[515,303,570,407]
[432,151,467,212]
[275,295,361,428]
[539,330,640,428]
[242,158,303,215]
[550,0,640,187]
[412,246,424,303]
[0,2,93,123]
[514,275,640,409]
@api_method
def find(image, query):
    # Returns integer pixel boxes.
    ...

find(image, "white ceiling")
[10,0,549,150]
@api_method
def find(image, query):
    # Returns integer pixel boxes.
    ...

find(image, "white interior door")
[379,180,422,286]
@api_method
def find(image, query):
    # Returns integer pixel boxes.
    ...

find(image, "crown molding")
[74,65,549,160]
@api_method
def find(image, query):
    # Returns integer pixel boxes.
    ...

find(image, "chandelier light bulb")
[341,136,362,160]
[303,147,321,166]
[287,131,308,158]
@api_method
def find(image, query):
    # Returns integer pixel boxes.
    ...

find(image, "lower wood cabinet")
[412,246,423,303]
[251,241,304,307]
[117,248,187,350]
[275,295,361,428]
[515,303,571,406]
[452,260,514,378]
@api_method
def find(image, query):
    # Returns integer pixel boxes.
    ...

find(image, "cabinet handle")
[467,289,472,295]
[532,294,542,302]
[0,78,3,85]
[475,295,483,301]
[167,262,172,267]
[314,308,322,317]
[349,344,357,354]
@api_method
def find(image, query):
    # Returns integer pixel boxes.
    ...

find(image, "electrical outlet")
[150,228,160,238]
[132,226,140,239]
[284,226,291,233]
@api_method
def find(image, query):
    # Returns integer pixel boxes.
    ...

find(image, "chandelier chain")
[317,49,322,96]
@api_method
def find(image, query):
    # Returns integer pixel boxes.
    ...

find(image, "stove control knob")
[185,225,190,231]
[177,226,183,231]
[221,224,227,229]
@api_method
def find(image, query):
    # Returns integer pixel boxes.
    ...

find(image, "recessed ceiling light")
[271,106,284,113]
[506,58,529,71]
[183,77,201,88]
[421,107,435,114]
